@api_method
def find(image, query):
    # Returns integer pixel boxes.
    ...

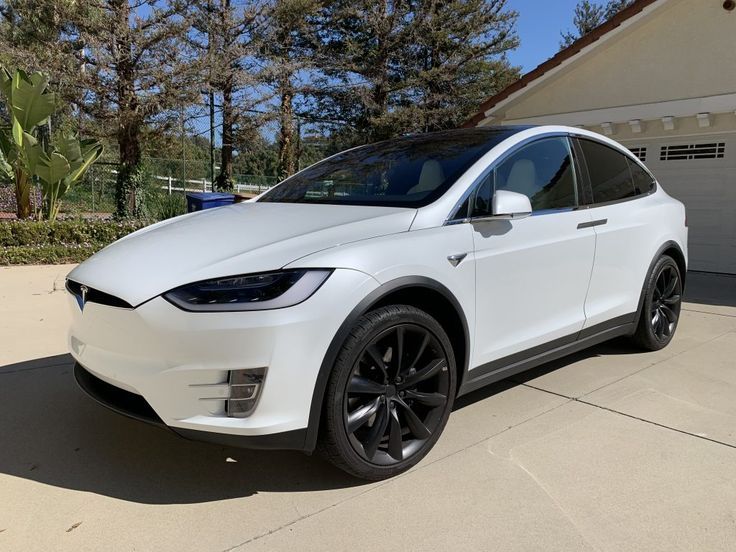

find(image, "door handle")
[577,219,607,229]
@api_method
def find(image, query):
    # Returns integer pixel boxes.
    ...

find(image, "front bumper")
[74,362,308,449]
[68,268,378,450]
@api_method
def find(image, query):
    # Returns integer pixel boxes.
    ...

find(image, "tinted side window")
[579,139,636,203]
[470,173,493,217]
[628,158,656,194]
[494,137,578,211]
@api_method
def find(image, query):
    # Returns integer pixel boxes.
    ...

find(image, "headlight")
[163,269,332,312]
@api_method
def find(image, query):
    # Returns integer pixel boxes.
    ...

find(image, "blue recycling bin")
[186,192,236,213]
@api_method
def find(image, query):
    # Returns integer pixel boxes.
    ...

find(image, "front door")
[469,136,596,371]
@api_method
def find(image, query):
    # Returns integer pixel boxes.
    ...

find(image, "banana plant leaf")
[8,69,56,132]
[56,135,82,164]
[35,151,71,185]
[12,118,23,146]
[23,137,42,173]
[69,139,104,182]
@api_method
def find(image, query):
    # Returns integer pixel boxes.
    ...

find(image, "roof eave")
[463,0,664,128]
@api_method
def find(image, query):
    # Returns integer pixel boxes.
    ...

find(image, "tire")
[632,255,683,351]
[319,305,457,480]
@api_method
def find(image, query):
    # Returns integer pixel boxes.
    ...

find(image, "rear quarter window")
[627,158,656,194]
[579,139,637,203]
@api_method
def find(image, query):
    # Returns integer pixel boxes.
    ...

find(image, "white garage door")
[623,134,736,274]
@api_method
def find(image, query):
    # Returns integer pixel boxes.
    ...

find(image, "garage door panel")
[655,169,732,199]
[692,247,736,274]
[685,209,724,243]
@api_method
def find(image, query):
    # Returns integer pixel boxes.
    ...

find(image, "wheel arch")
[661,243,687,289]
[635,240,687,322]
[304,276,470,453]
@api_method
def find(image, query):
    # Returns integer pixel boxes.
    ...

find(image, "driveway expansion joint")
[510,327,734,410]
[518,382,736,452]
[682,306,736,319]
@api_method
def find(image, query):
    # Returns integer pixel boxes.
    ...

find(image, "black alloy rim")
[651,264,681,340]
[343,323,450,466]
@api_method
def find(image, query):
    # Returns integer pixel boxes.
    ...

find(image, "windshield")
[258,128,520,208]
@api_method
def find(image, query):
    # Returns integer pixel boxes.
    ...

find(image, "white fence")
[153,175,276,195]
[98,168,278,195]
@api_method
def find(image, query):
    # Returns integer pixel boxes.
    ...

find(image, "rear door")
[573,137,661,330]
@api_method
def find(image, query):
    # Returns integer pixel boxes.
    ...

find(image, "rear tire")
[319,305,456,480]
[632,255,682,351]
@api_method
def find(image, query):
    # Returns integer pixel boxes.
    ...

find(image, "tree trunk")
[367,0,391,142]
[113,0,142,217]
[215,74,234,191]
[213,0,234,192]
[14,168,32,219]
[116,118,142,216]
[277,76,296,180]
[371,83,388,138]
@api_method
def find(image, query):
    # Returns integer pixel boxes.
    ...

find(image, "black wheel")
[632,255,682,351]
[319,305,456,480]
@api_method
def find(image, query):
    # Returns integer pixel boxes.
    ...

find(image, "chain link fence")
[0,157,280,218]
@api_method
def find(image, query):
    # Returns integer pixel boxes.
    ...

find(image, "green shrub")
[141,189,187,221]
[0,244,99,265]
[0,219,146,265]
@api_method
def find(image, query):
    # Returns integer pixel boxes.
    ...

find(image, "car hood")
[68,202,416,305]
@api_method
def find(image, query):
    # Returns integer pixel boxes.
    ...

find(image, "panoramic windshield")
[258,128,519,208]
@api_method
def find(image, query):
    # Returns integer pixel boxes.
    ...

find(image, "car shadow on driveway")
[453,337,641,409]
[0,339,643,505]
[0,354,365,504]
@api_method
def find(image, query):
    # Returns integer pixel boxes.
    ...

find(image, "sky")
[505,0,582,74]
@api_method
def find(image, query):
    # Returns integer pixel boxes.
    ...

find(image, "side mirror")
[491,190,532,219]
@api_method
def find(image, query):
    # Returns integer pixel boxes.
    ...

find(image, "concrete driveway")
[1,265,735,551]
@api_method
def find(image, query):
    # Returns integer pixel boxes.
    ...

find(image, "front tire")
[632,255,683,351]
[319,305,456,480]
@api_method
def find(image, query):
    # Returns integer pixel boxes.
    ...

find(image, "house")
[465,0,736,274]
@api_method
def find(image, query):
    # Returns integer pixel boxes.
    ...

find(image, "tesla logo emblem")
[78,285,89,312]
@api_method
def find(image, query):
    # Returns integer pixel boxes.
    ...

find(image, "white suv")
[67,125,687,480]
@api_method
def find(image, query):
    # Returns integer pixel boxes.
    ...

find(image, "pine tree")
[262,0,319,179]
[307,0,519,144]
[409,0,519,132]
[560,0,633,48]
[71,0,197,216]
[190,0,267,191]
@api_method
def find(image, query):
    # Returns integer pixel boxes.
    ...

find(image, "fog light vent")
[226,367,266,418]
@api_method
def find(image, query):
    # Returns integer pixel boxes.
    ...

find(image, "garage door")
[622,134,736,274]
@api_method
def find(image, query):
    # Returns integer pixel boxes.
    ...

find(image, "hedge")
[0,219,146,265]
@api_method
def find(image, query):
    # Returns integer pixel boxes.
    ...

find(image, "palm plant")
[34,136,104,221]
[0,67,103,220]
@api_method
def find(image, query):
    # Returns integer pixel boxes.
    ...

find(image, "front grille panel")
[66,280,133,309]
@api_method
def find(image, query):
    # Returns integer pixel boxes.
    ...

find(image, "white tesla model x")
[67,125,687,479]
